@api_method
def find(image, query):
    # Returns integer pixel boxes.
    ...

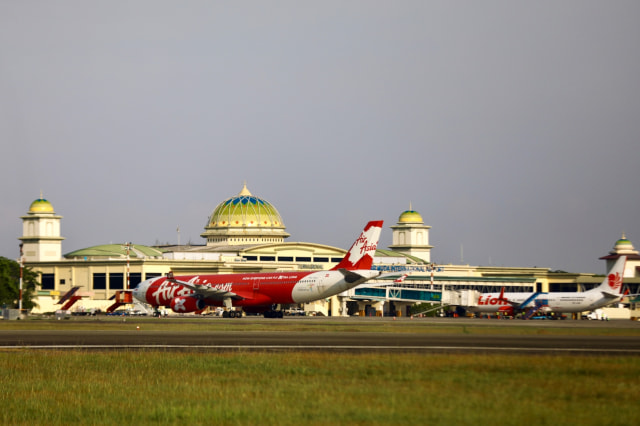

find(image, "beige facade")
[18,187,640,317]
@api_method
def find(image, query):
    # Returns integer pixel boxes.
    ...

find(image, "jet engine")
[497,306,514,317]
[170,296,205,313]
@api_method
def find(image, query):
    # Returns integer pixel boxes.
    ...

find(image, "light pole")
[122,242,132,290]
[18,243,24,312]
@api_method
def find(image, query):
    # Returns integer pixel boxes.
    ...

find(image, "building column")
[337,296,349,317]
[357,301,367,317]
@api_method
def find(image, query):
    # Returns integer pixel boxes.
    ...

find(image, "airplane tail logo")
[600,256,626,294]
[608,272,623,291]
[331,220,383,271]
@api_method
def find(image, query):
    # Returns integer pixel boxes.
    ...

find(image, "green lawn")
[1,317,639,424]
[1,351,638,425]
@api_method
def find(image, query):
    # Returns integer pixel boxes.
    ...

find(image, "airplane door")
[316,273,328,294]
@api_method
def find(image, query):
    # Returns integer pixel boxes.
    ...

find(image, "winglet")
[498,287,506,301]
[497,287,524,307]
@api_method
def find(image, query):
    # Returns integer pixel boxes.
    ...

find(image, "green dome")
[207,184,285,229]
[614,234,634,250]
[399,210,423,223]
[29,198,54,213]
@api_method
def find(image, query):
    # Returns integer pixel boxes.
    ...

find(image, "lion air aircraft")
[133,220,383,318]
[467,256,627,317]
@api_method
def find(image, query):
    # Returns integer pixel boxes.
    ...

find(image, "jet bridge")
[342,280,443,317]
[351,284,442,303]
[342,273,536,316]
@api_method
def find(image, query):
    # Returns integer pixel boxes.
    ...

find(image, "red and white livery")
[467,256,627,316]
[133,220,383,317]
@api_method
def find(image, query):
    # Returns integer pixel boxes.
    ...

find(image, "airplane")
[132,220,383,318]
[466,256,627,318]
[393,274,408,284]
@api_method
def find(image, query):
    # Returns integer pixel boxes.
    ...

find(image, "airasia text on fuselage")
[152,281,192,305]
[151,279,234,304]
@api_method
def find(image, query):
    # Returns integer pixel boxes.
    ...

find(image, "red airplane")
[133,220,383,318]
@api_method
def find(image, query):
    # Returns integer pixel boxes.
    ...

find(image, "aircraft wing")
[497,288,521,307]
[168,277,244,300]
[601,288,633,300]
[337,268,379,284]
[497,288,543,310]
[600,290,623,299]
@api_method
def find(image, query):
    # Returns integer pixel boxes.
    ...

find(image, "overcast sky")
[1,1,639,274]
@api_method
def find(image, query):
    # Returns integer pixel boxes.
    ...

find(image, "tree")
[0,257,40,310]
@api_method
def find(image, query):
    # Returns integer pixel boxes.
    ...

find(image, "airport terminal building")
[17,185,640,317]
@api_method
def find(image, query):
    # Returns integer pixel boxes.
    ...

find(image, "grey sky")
[1,1,638,274]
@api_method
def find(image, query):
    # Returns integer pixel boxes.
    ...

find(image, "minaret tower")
[388,204,433,263]
[600,233,640,277]
[19,194,64,262]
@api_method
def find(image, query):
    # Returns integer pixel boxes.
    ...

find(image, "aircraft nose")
[133,279,151,302]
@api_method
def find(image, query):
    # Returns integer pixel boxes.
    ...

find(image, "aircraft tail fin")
[331,220,383,271]
[394,274,409,284]
[597,256,626,297]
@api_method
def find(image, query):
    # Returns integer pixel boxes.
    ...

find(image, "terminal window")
[93,273,106,290]
[41,273,55,290]
[129,273,142,288]
[110,273,124,290]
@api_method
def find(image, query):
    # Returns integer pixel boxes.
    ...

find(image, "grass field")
[1,351,639,425]
[1,318,639,425]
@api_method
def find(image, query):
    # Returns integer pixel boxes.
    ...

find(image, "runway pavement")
[1,317,639,354]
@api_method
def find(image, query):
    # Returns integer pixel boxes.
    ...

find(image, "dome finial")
[239,181,252,196]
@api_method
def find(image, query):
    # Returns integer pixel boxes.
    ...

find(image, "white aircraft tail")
[331,220,383,271]
[595,256,626,297]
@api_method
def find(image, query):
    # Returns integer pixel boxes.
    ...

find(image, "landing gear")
[222,310,242,318]
[262,304,284,319]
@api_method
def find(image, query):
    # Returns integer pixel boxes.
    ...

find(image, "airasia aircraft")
[133,220,383,318]
[467,256,627,317]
